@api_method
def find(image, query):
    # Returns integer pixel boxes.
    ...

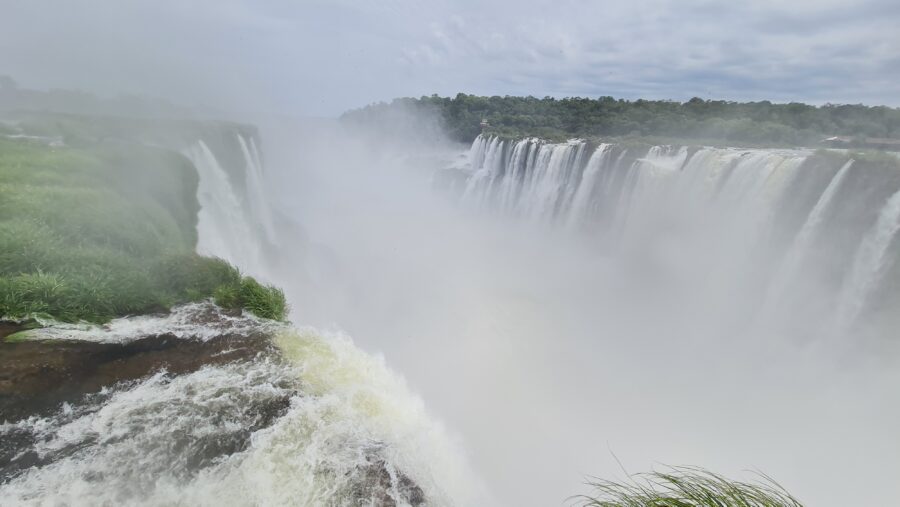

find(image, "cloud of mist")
[252,113,900,507]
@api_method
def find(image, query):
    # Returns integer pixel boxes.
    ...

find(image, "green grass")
[237,277,287,320]
[213,276,287,321]
[575,466,803,507]
[0,136,287,323]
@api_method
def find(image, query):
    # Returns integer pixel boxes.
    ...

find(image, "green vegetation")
[214,277,287,321]
[575,466,803,507]
[342,94,900,146]
[0,136,286,323]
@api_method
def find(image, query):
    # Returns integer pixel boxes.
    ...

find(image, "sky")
[1,0,898,117]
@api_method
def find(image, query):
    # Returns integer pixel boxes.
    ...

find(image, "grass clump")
[238,277,287,321]
[0,136,287,323]
[213,275,287,321]
[575,466,803,507]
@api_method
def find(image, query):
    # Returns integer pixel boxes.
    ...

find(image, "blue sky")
[1,0,898,116]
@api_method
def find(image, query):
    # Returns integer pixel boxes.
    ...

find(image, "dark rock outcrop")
[0,304,428,505]
[351,450,427,506]
[0,331,274,422]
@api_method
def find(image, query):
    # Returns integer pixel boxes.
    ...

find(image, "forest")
[342,94,900,146]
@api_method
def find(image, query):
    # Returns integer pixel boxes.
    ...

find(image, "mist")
[238,113,900,506]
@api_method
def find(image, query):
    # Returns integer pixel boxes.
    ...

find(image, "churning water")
[0,306,472,505]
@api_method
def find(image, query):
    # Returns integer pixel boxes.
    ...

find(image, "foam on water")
[14,302,274,343]
[0,308,477,506]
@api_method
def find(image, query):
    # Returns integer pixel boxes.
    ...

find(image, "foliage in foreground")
[575,466,803,507]
[0,136,286,323]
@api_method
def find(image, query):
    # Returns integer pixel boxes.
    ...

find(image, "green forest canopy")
[342,94,900,146]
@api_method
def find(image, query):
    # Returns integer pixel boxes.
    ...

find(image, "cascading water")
[185,136,282,283]
[462,137,589,222]
[185,140,265,273]
[760,159,855,326]
[836,187,900,330]
[566,143,613,229]
[454,134,900,340]
[236,134,278,244]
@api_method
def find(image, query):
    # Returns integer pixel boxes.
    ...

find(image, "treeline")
[341,94,900,146]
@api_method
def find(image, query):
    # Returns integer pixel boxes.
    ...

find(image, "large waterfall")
[1,132,478,507]
[457,134,900,340]
[186,135,277,281]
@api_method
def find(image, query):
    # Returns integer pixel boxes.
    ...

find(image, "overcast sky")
[2,0,898,116]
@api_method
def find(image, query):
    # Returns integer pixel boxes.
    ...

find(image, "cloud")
[0,0,896,116]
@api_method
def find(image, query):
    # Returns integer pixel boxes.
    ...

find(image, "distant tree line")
[341,94,900,146]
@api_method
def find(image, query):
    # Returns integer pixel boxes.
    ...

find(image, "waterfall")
[836,188,900,329]
[780,160,854,270]
[462,136,591,222]
[186,141,258,266]
[185,139,274,281]
[567,143,613,229]
[611,145,689,237]
[236,133,278,244]
[451,135,900,338]
[761,159,854,319]
[457,136,813,240]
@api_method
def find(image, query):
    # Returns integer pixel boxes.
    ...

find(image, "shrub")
[575,466,803,507]
[212,275,288,321]
[238,277,287,321]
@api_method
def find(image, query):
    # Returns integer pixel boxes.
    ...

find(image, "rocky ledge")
[0,302,425,506]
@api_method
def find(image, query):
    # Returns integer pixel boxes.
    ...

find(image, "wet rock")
[1,384,296,484]
[349,449,427,506]
[0,325,276,423]
[0,303,294,483]
[0,321,24,341]
[167,393,294,475]
[0,304,430,505]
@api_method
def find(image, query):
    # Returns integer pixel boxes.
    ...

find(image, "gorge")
[2,113,900,506]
